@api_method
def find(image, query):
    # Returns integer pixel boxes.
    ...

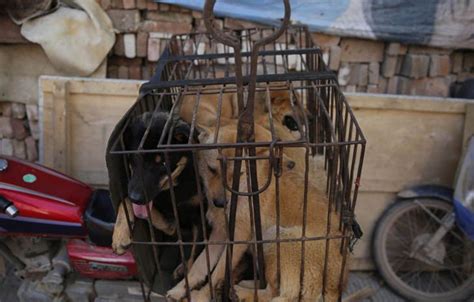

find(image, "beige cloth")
[21,0,115,76]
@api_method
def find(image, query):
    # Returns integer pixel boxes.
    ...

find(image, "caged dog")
[111,111,208,280]
[167,123,346,302]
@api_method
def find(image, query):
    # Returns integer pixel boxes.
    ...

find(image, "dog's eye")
[283,115,299,131]
[208,165,218,176]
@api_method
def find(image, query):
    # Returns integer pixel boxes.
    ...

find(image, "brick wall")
[0,102,39,161]
[102,0,474,97]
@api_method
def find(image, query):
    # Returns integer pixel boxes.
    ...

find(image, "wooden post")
[52,81,69,174]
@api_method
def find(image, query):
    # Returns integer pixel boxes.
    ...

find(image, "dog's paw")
[172,263,186,281]
[234,284,254,301]
[166,282,187,301]
[189,288,211,302]
[112,225,132,255]
[162,222,177,236]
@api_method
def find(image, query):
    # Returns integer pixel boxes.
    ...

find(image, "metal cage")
[106,1,366,301]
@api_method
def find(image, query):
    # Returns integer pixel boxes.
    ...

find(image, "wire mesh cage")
[106,1,366,301]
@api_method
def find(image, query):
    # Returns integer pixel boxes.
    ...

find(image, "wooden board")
[40,76,143,186]
[39,77,474,268]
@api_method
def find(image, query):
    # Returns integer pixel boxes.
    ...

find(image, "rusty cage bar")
[106,1,366,301]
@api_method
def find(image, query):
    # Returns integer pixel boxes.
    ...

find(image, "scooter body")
[0,156,137,281]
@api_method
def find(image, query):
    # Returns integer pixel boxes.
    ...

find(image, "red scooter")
[0,156,139,300]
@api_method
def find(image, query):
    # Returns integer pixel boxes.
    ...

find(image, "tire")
[372,198,474,302]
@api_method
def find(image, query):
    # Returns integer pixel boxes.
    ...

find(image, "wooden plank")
[463,103,474,147]
[52,81,69,174]
[346,93,469,113]
[40,76,143,96]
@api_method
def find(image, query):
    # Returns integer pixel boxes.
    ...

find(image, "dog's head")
[124,112,192,216]
[257,89,312,139]
[197,123,291,208]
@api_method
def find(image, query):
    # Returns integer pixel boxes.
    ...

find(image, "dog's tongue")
[132,201,153,219]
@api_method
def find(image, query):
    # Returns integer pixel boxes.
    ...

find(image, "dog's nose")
[213,198,226,208]
[128,191,144,204]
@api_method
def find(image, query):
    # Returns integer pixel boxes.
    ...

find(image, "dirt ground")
[0,266,404,302]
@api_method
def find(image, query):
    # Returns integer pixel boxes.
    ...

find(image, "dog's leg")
[190,203,252,301]
[173,225,199,280]
[234,283,273,302]
[166,214,227,300]
[112,199,134,255]
[150,207,176,236]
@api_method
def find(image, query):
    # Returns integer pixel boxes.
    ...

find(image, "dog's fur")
[167,123,346,301]
[112,111,207,280]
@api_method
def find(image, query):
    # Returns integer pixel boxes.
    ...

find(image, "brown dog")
[167,123,346,301]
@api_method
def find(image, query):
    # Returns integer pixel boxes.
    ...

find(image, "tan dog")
[167,123,346,301]
[179,88,238,127]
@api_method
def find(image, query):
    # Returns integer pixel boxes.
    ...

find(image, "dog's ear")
[195,123,211,143]
[270,90,290,107]
[173,120,191,143]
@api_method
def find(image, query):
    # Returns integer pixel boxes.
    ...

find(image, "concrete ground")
[1,266,405,302]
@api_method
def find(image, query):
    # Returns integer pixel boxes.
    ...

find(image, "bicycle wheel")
[372,198,474,301]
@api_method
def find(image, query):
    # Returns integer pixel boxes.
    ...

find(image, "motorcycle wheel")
[372,198,474,301]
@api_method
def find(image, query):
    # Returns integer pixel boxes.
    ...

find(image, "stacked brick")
[102,0,474,98]
[101,0,193,80]
[0,102,39,162]
[313,33,474,97]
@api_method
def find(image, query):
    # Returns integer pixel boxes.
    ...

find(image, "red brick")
[109,56,143,66]
[11,119,27,140]
[160,3,170,11]
[25,136,38,162]
[329,46,341,70]
[107,65,119,78]
[224,18,261,30]
[451,52,463,73]
[100,0,111,10]
[340,38,384,62]
[410,77,450,97]
[358,64,369,86]
[0,103,12,117]
[13,140,26,159]
[139,20,192,34]
[146,11,192,23]
[123,0,135,9]
[129,65,142,79]
[107,9,140,32]
[400,54,430,79]
[368,62,379,84]
[146,1,158,10]
[0,117,13,138]
[110,0,124,8]
[26,105,38,121]
[147,37,161,62]
[311,33,340,49]
[385,43,406,56]
[136,0,147,9]
[136,32,148,57]
[381,55,397,77]
[0,139,13,156]
[429,55,450,77]
[408,45,451,55]
[114,34,125,56]
[11,103,26,119]
[118,66,129,79]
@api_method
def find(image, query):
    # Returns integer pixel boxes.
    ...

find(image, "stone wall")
[102,0,474,97]
[0,102,38,161]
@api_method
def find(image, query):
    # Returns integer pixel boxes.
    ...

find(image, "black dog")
[124,111,208,280]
